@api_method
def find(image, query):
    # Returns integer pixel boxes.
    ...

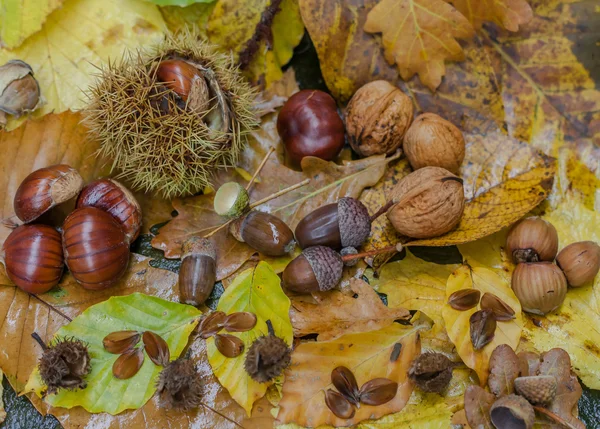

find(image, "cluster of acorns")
[3,164,142,293]
[506,216,600,315]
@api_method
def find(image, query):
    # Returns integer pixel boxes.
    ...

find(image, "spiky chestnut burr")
[244,320,291,383]
[84,31,258,199]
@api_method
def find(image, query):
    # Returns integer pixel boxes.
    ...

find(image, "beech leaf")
[448,0,533,31]
[25,293,201,414]
[0,0,63,49]
[290,278,410,341]
[464,385,495,429]
[487,344,519,397]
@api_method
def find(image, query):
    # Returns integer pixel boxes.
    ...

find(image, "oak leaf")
[0,0,62,49]
[364,0,475,91]
[290,278,410,341]
[464,385,495,429]
[487,344,519,397]
[448,0,533,32]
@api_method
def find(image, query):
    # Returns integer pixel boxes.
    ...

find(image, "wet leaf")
[0,369,4,424]
[0,0,63,49]
[290,278,410,341]
[214,334,245,358]
[481,292,516,321]
[488,344,519,397]
[470,309,497,351]
[142,331,170,367]
[448,0,533,31]
[113,348,145,380]
[331,366,360,405]
[464,385,495,429]
[358,378,398,406]
[324,389,355,419]
[103,331,141,354]
[448,289,481,311]
[223,312,258,333]
[198,311,227,339]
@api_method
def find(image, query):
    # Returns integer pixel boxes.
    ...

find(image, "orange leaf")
[448,0,533,32]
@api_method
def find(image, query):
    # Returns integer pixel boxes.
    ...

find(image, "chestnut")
[277,90,345,165]
[62,207,130,290]
[14,164,84,223]
[156,59,209,111]
[3,224,64,294]
[76,178,142,244]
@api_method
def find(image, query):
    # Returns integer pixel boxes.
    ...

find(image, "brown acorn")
[214,334,245,358]
[143,331,170,366]
[179,237,216,306]
[282,246,343,293]
[506,217,559,264]
[157,358,203,410]
[408,352,454,393]
[113,347,145,379]
[103,330,141,354]
[230,210,296,256]
[244,320,291,383]
[470,309,496,350]
[294,197,371,250]
[490,394,535,429]
[556,241,600,287]
[447,289,480,311]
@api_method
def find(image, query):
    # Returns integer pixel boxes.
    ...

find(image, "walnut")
[345,80,413,157]
[403,113,465,174]
[387,166,464,238]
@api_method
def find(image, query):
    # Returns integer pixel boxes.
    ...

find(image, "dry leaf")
[0,369,5,424]
[364,0,475,91]
[448,0,533,31]
[0,0,63,49]
[487,344,519,397]
[290,278,410,341]
[464,385,495,429]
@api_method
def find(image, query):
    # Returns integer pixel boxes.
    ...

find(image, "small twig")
[369,201,394,222]
[30,293,72,322]
[266,319,275,336]
[533,406,580,429]
[204,218,235,239]
[341,243,404,262]
[200,401,246,429]
[248,179,310,210]
[31,332,49,351]
[246,147,275,192]
[238,0,284,69]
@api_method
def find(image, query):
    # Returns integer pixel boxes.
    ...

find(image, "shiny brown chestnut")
[14,164,84,223]
[295,197,371,250]
[230,211,295,256]
[3,224,64,294]
[62,207,130,290]
[179,237,216,306]
[277,90,345,165]
[76,178,142,244]
[156,59,209,111]
[282,246,343,293]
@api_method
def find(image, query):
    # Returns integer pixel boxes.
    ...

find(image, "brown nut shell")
[386,167,465,238]
[103,330,140,354]
[282,246,343,293]
[470,309,496,350]
[358,378,398,405]
[556,241,600,287]
[143,331,170,366]
[506,217,558,263]
[331,366,360,405]
[223,312,257,332]
[512,262,567,315]
[198,311,227,339]
[325,389,355,419]
[447,289,480,311]
[113,348,145,379]
[480,292,516,321]
[346,80,413,157]
[403,113,465,174]
[215,334,245,358]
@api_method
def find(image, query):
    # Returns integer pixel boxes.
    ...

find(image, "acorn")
[244,320,291,383]
[506,217,558,264]
[490,394,535,429]
[157,358,203,410]
[556,241,600,287]
[294,197,371,250]
[512,262,567,315]
[76,178,142,244]
[408,352,454,393]
[3,224,64,294]
[230,210,296,256]
[0,60,41,127]
[62,207,130,290]
[282,246,343,293]
[179,237,216,306]
[14,164,83,223]
[213,182,250,218]
[514,375,557,406]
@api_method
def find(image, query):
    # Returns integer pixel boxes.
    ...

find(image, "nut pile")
[104,330,170,379]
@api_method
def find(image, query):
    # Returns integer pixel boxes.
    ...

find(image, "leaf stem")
[31,332,48,351]
[248,179,310,210]
[369,201,394,222]
[533,406,580,429]
[29,293,73,322]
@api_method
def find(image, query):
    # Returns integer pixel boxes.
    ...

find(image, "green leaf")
[25,293,201,415]
[207,261,292,415]
[146,0,214,5]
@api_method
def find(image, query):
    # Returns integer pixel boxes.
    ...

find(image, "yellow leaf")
[448,0,533,31]
[0,0,166,130]
[363,0,475,91]
[0,0,63,49]
[207,262,293,415]
[443,265,523,384]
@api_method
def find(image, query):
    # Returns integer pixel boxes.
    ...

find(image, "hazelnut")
[506,217,558,264]
[386,166,464,238]
[282,246,343,293]
[230,211,296,256]
[403,113,465,174]
[511,262,567,315]
[490,394,535,429]
[556,241,600,287]
[345,80,413,157]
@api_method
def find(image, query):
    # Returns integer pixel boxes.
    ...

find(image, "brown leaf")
[481,292,516,321]
[448,0,533,31]
[103,331,141,355]
[448,289,481,311]
[464,385,495,429]
[142,331,170,367]
[223,312,257,333]
[517,351,540,377]
[470,309,496,351]
[488,344,519,397]
[214,334,245,358]
[112,348,145,380]
[289,278,410,341]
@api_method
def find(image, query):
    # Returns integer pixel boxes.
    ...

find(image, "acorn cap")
[304,246,344,292]
[514,375,557,406]
[338,197,371,248]
[214,182,250,218]
[182,236,216,261]
[490,394,535,429]
[340,246,358,267]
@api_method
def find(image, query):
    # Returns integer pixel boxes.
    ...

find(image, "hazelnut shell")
[556,241,600,287]
[506,217,558,263]
[511,262,567,315]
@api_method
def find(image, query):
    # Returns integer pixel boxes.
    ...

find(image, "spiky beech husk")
[39,337,91,394]
[84,30,258,199]
[244,334,291,383]
[157,359,203,410]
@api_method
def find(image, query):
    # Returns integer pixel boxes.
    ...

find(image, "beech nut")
[179,237,217,306]
[282,246,343,293]
[62,207,130,290]
[511,262,567,315]
[77,178,142,244]
[14,164,84,223]
[403,113,465,174]
[556,241,600,287]
[295,197,371,250]
[277,90,345,165]
[386,166,465,238]
[230,211,295,256]
[345,80,413,157]
[3,224,64,294]
[506,217,558,264]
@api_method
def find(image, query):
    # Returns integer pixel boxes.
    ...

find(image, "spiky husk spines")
[85,31,258,199]
[39,337,91,394]
[157,358,203,410]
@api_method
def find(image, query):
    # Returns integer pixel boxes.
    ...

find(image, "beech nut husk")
[506,217,559,263]
[408,352,454,393]
[282,246,343,293]
[387,166,465,238]
[14,164,84,223]
[179,237,216,306]
[490,394,535,429]
[230,210,295,256]
[556,241,600,287]
[512,262,567,315]
[295,197,371,250]
[403,113,465,174]
[345,80,413,157]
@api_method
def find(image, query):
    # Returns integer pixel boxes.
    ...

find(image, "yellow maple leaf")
[364,0,474,91]
[0,0,63,49]
[448,0,533,31]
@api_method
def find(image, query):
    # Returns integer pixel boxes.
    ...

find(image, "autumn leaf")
[363,0,474,91]
[150,0,214,5]
[277,316,431,427]
[25,293,201,414]
[464,385,495,429]
[0,0,63,49]
[0,370,5,424]
[0,0,165,130]
[290,278,410,341]
[448,0,533,32]
[443,264,523,385]
[207,262,293,415]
